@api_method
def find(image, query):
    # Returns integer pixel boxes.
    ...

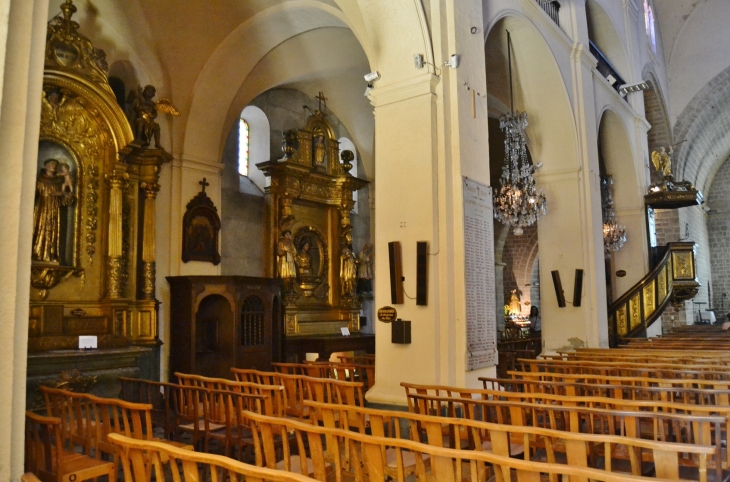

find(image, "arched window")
[644,0,657,53]
[239,106,270,192]
[238,119,249,176]
[339,137,358,213]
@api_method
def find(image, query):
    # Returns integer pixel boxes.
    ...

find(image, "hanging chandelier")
[601,175,626,256]
[493,31,547,236]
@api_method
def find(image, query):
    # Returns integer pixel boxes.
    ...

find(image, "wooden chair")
[231,368,310,420]
[118,376,179,439]
[175,372,286,417]
[25,411,115,482]
[108,432,318,482]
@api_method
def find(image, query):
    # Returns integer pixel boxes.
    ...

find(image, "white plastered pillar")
[0,0,51,479]
[157,155,223,380]
[366,0,495,405]
[538,42,608,352]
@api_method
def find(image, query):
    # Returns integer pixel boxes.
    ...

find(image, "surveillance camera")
[364,71,380,82]
[444,54,460,69]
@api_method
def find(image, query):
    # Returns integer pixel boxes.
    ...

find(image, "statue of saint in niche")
[313,131,326,169]
[277,230,297,292]
[32,158,75,264]
[357,243,373,294]
[296,240,312,277]
[340,247,357,297]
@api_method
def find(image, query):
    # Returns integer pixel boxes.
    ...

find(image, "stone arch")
[674,64,730,195]
[585,0,630,79]
[182,1,433,174]
[485,14,578,173]
[597,108,645,296]
[486,14,578,328]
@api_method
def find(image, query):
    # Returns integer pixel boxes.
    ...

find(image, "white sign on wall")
[462,178,497,370]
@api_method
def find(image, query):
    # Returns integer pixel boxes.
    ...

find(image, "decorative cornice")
[367,73,439,108]
[172,155,225,174]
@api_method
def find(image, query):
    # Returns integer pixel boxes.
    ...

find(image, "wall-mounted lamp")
[414,54,424,69]
[618,81,651,96]
[444,54,460,69]
[363,71,380,96]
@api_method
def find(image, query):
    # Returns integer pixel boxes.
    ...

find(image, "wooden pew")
[244,407,715,481]
[108,432,318,482]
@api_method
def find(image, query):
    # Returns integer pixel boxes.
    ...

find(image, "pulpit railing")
[608,242,699,347]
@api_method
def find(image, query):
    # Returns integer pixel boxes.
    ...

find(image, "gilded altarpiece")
[26,1,165,405]
[258,108,368,337]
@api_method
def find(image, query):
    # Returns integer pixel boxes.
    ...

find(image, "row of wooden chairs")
[107,411,701,482]
[272,361,375,391]
[27,385,193,482]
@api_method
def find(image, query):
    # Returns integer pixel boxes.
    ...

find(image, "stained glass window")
[238,118,249,176]
[644,1,656,53]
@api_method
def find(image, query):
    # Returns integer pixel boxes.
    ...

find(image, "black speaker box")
[551,270,566,308]
[573,269,584,307]
[388,241,404,304]
[416,241,428,306]
[392,319,411,344]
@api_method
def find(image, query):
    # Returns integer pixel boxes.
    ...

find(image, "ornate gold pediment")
[46,0,111,90]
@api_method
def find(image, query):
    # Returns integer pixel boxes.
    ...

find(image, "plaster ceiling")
[50,0,375,172]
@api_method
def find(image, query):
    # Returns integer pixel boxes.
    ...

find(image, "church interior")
[5,0,730,480]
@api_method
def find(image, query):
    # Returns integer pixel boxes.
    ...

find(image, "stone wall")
[707,157,730,314]
[501,224,539,316]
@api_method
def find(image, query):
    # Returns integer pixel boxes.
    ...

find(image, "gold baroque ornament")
[45,0,110,89]
[141,261,156,300]
[107,257,125,299]
[40,87,105,267]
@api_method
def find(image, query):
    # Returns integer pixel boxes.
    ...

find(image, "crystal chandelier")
[601,175,626,256]
[493,31,547,235]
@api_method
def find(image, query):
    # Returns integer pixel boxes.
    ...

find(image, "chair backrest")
[301,374,364,406]
[118,376,178,438]
[25,411,63,482]
[85,393,154,461]
[108,432,318,482]
[231,368,309,419]
[39,386,98,456]
[175,371,285,417]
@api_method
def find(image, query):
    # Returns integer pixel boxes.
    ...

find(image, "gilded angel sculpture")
[651,147,673,178]
[128,84,180,149]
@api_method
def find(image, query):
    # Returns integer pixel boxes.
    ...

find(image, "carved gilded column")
[140,182,160,300]
[107,169,129,299]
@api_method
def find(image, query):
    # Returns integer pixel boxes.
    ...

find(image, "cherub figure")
[651,147,673,178]
[57,162,74,196]
[128,84,179,149]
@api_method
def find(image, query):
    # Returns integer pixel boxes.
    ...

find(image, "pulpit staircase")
[608,242,700,347]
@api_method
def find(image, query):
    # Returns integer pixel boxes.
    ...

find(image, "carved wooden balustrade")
[608,242,699,347]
